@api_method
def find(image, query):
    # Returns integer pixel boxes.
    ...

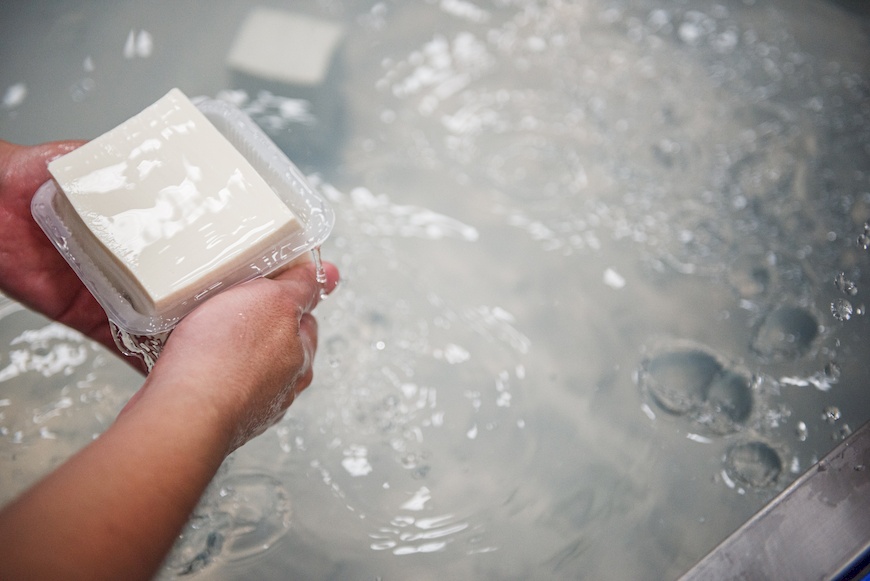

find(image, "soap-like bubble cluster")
[831,298,854,321]
[831,265,863,322]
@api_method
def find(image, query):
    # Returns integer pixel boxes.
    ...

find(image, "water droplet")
[310,246,329,299]
[795,421,808,442]
[110,321,169,372]
[831,299,853,321]
[858,233,870,250]
[834,272,858,296]
[822,406,841,423]
[311,247,327,283]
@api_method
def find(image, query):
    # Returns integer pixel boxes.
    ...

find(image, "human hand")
[0,140,340,581]
[0,259,340,581]
[0,140,122,357]
[126,260,340,452]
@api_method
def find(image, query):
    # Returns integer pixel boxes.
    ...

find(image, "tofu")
[227,8,345,86]
[225,9,346,168]
[47,88,302,316]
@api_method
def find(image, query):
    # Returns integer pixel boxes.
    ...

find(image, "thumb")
[270,259,340,315]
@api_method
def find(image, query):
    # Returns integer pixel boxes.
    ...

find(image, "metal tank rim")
[679,419,870,581]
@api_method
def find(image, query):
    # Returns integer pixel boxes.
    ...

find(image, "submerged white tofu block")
[227,7,345,86]
[47,88,301,315]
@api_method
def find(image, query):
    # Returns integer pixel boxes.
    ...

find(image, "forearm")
[0,367,235,581]
[0,253,335,579]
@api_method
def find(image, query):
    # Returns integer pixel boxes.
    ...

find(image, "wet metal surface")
[681,420,870,581]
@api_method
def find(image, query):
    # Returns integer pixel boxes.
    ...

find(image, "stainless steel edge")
[679,421,870,581]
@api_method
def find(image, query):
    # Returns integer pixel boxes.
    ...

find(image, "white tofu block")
[47,88,302,315]
[227,8,345,86]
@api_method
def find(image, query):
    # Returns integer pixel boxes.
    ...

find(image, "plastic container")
[31,92,335,342]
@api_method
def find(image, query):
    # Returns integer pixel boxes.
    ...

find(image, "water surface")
[2,0,869,578]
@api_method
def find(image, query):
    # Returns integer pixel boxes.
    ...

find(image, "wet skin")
[0,139,339,580]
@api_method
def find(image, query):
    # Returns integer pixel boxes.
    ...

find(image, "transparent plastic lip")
[31,96,335,337]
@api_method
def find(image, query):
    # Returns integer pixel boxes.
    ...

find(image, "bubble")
[858,233,870,250]
[795,421,808,442]
[834,272,858,296]
[751,306,819,359]
[822,406,841,423]
[725,441,782,488]
[831,299,853,321]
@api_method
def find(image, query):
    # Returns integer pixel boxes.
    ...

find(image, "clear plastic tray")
[31,95,335,337]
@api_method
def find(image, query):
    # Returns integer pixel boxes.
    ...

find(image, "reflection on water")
[2,0,870,579]
[0,298,138,505]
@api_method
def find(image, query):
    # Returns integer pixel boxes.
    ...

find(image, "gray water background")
[1,0,869,578]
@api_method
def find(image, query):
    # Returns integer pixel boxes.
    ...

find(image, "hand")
[0,139,340,448]
[0,140,121,357]
[0,260,339,580]
[0,136,341,580]
[127,259,340,451]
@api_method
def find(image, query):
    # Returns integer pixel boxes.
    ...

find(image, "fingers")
[271,259,340,315]
[0,140,86,196]
[137,257,339,451]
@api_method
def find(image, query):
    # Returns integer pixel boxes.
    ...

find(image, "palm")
[0,140,119,355]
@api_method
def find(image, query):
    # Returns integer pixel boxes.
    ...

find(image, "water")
[0,296,139,504]
[2,1,870,579]
[110,322,169,373]
[311,246,330,301]
[108,246,330,372]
